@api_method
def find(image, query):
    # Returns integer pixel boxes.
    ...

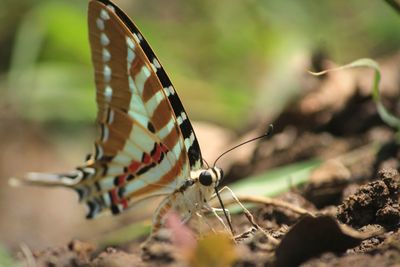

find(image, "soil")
[4,53,400,266]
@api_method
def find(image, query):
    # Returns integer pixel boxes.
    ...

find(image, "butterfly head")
[198,167,223,188]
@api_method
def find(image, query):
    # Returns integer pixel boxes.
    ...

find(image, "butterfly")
[15,0,264,240]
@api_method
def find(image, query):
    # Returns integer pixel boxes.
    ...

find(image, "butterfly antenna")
[213,124,274,167]
[202,158,210,168]
[215,187,235,235]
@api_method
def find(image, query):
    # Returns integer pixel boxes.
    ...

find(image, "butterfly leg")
[215,186,279,244]
[214,186,260,230]
[203,203,231,234]
[195,211,217,234]
[147,191,194,236]
[151,194,176,235]
[212,207,232,226]
[141,194,178,252]
[181,210,193,225]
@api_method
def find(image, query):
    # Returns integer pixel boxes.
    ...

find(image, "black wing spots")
[137,162,156,176]
[150,142,158,156]
[111,204,121,215]
[86,201,96,219]
[85,153,92,161]
[75,185,92,201]
[101,155,114,162]
[94,143,101,160]
[94,182,102,192]
[105,108,115,124]
[140,152,147,163]
[86,197,104,219]
[123,166,128,173]
[188,141,201,167]
[62,171,79,180]
[113,176,119,186]
[101,164,109,176]
[158,152,164,164]
[118,187,126,198]
[99,124,106,141]
[168,93,202,166]
[178,179,196,193]
[75,187,85,201]
[179,115,194,139]
[147,122,156,133]
[150,142,165,163]
[127,174,135,181]
[79,168,94,180]
[97,0,112,6]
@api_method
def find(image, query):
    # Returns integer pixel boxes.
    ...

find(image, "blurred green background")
[1,0,398,128]
[0,0,398,253]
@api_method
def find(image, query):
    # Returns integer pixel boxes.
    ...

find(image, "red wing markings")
[82,133,189,218]
[83,142,176,217]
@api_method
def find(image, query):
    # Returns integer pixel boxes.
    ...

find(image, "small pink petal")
[165,212,196,250]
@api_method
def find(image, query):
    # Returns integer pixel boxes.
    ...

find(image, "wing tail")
[9,170,84,188]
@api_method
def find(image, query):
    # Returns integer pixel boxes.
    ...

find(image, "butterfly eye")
[199,171,213,186]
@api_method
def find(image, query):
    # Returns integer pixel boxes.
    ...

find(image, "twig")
[19,243,37,267]
[226,195,314,216]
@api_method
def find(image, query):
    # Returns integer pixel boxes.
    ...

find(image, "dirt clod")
[337,169,400,228]
[92,248,145,267]
[20,240,94,267]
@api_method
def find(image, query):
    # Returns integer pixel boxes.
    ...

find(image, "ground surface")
[3,53,400,266]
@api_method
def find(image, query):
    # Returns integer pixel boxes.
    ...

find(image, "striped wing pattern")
[74,0,203,218]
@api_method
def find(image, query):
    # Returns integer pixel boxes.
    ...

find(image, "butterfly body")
[152,168,223,232]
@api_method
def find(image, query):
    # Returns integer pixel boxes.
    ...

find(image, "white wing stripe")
[145,90,164,117]
[171,139,182,161]
[101,125,109,142]
[104,86,113,102]
[184,132,195,152]
[135,65,151,95]
[128,111,149,129]
[176,112,187,125]
[96,18,104,30]
[100,33,110,46]
[112,152,134,166]
[104,65,112,82]
[99,176,115,191]
[130,125,154,153]
[102,48,111,62]
[128,76,138,94]
[124,151,175,195]
[100,9,110,20]
[158,117,175,139]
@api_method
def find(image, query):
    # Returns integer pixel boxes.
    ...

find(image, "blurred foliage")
[230,159,320,197]
[0,245,20,267]
[0,0,399,128]
[311,58,400,141]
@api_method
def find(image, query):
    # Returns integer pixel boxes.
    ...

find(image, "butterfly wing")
[81,0,205,217]
[16,0,204,219]
[93,0,203,171]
